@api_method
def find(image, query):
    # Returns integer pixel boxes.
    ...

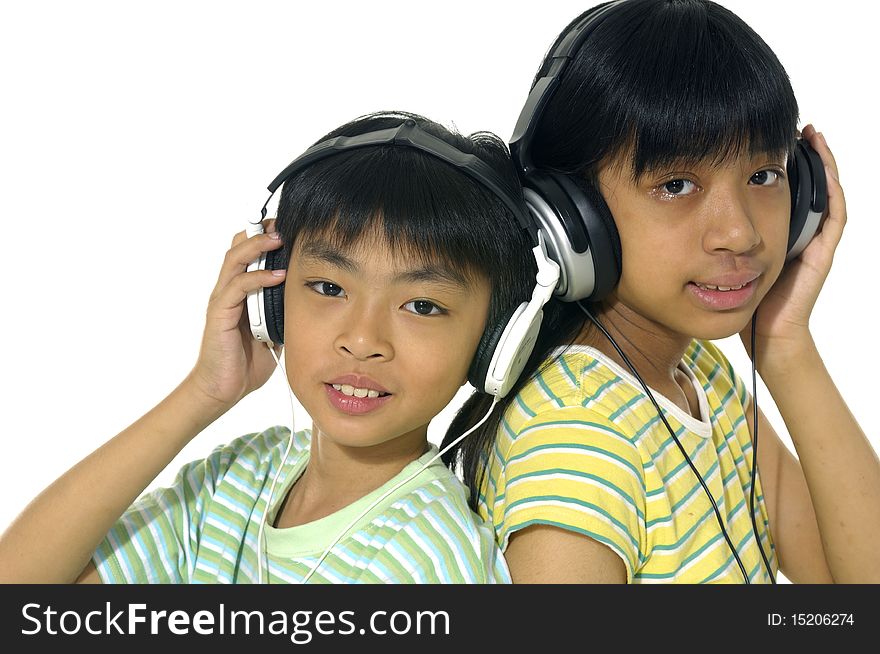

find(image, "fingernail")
[271,269,286,276]
[825,164,838,182]
[268,232,281,239]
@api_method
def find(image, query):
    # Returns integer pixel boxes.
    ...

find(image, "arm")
[0,224,286,583]
[486,406,645,584]
[741,126,880,583]
[749,346,880,583]
[505,525,627,583]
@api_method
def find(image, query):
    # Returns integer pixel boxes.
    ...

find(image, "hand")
[740,125,846,371]
[186,220,287,409]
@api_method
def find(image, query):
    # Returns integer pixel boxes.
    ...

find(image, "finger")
[821,162,846,236]
[231,218,278,245]
[808,164,846,260]
[805,126,840,182]
[231,229,248,248]
[211,231,285,299]
[208,268,287,323]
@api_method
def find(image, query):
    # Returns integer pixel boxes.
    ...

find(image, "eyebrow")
[298,241,472,289]
[300,241,359,274]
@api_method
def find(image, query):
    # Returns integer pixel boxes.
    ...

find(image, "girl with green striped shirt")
[0,112,538,584]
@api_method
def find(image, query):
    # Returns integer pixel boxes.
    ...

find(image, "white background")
[1,1,876,583]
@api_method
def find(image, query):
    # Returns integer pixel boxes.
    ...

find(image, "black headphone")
[510,1,812,583]
[245,119,560,398]
[509,0,828,303]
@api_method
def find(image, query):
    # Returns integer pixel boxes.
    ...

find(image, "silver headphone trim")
[523,187,596,302]
[786,209,823,262]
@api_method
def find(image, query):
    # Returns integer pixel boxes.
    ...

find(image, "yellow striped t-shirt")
[478,339,776,583]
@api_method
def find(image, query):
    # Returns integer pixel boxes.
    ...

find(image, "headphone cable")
[257,342,501,584]
[257,346,298,585]
[577,301,750,584]
[299,396,501,584]
[748,311,777,583]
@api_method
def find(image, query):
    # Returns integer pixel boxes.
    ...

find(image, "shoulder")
[379,466,510,582]
[489,351,650,507]
[503,347,648,466]
[510,346,616,420]
[390,463,484,533]
[181,426,304,490]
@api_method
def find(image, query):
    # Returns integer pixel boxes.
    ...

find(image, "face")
[598,150,791,340]
[282,231,491,455]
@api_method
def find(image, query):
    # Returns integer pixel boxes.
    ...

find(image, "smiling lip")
[326,374,391,395]
[324,383,393,415]
[323,374,393,416]
[687,274,760,311]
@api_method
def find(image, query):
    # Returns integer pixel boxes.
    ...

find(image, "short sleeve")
[361,483,512,584]
[92,447,226,583]
[497,407,647,582]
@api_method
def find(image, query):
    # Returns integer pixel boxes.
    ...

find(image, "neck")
[275,426,429,528]
[574,298,693,394]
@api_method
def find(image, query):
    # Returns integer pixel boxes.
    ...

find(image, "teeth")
[695,282,747,291]
[332,384,382,398]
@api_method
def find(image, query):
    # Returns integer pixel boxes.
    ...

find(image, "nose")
[702,186,762,255]
[334,302,394,362]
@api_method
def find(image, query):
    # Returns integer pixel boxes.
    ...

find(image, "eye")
[662,179,697,196]
[749,169,783,186]
[306,281,347,298]
[403,299,444,316]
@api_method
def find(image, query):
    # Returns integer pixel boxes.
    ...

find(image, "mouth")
[691,281,751,292]
[323,378,394,416]
[329,383,391,399]
[686,276,759,311]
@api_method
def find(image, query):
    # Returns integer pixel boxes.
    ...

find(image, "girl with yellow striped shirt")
[442,0,880,584]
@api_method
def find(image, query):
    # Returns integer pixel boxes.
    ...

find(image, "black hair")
[274,111,536,385]
[534,0,800,180]
[442,0,801,511]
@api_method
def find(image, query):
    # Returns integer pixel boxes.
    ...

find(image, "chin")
[686,310,755,341]
[311,423,390,449]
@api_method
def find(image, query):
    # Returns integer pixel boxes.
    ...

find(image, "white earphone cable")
[256,345,297,584]
[256,344,500,584]
[299,395,501,584]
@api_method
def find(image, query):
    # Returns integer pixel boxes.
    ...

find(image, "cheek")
[282,306,329,369]
[768,214,792,254]
[401,323,481,386]
[616,224,687,292]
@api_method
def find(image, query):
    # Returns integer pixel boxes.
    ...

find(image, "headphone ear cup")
[786,138,827,261]
[264,246,287,345]
[468,305,518,394]
[524,170,620,302]
[564,174,621,300]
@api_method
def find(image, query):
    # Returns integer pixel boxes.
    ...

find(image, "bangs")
[535,0,799,180]
[276,144,506,284]
[291,217,478,290]
[617,2,798,178]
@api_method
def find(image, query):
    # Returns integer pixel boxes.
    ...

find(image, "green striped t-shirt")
[478,340,776,583]
[93,427,511,584]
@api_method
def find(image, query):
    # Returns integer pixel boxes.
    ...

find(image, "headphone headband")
[509,1,625,174]
[247,116,559,401]
[259,119,537,242]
